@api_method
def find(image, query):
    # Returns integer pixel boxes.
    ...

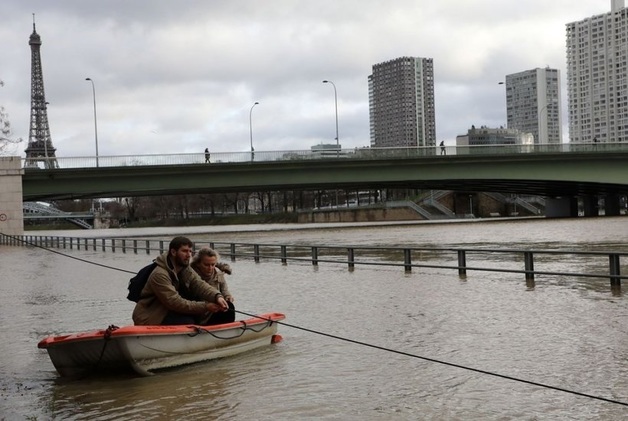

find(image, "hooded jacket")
[132,251,223,325]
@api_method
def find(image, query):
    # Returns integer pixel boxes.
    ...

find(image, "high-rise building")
[368,56,436,148]
[504,68,562,144]
[566,0,628,143]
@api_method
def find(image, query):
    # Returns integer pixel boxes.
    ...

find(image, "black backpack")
[127,262,158,302]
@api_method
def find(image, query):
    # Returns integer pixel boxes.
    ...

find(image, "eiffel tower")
[24,17,58,169]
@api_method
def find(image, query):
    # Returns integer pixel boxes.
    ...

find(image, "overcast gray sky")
[0,0,611,157]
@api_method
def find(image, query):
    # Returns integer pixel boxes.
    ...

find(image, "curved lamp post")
[538,101,557,144]
[323,80,340,207]
[249,101,259,162]
[85,78,99,167]
[498,81,508,129]
[43,101,50,162]
[322,80,339,156]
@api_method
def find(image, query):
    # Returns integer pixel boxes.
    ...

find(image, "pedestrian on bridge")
[205,148,210,163]
[440,141,446,155]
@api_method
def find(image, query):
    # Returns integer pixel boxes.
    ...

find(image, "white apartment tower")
[504,68,562,144]
[566,0,628,142]
[368,56,436,147]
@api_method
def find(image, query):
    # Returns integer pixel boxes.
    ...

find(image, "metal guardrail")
[1,233,624,292]
[20,142,628,170]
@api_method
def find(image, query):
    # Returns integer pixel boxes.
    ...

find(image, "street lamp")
[323,80,340,208]
[322,80,339,156]
[498,81,508,129]
[469,194,473,216]
[43,101,50,164]
[85,78,99,167]
[538,100,557,144]
[249,101,259,162]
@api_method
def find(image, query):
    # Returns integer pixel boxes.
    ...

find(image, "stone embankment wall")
[298,206,424,223]
[0,157,24,235]
[298,192,541,223]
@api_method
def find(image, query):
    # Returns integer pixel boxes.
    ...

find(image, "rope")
[235,310,628,407]
[80,324,119,379]
[189,319,274,338]
[6,234,627,407]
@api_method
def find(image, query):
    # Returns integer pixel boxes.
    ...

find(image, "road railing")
[2,233,625,293]
[20,142,628,170]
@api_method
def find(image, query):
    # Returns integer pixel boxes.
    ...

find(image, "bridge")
[20,143,628,200]
[0,142,619,234]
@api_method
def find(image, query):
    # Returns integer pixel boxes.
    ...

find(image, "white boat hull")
[38,312,285,378]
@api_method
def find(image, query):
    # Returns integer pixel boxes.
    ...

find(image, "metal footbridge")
[23,202,93,229]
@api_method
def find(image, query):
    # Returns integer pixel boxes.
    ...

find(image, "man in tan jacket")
[132,236,230,325]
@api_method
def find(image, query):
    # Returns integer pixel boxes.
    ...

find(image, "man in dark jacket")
[132,236,230,325]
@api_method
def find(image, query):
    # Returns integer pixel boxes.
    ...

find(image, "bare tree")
[0,80,22,155]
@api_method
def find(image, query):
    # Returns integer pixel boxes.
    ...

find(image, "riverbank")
[24,212,299,231]
[25,215,545,239]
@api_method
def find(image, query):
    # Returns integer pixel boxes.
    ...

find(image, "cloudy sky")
[0,0,613,157]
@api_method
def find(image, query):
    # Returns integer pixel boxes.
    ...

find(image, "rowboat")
[38,312,285,378]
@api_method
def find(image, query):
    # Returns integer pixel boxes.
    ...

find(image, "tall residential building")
[368,56,436,148]
[566,0,628,143]
[504,68,562,144]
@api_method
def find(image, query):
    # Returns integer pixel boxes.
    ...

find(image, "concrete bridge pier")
[546,197,579,218]
[581,195,598,217]
[604,194,622,216]
[92,212,111,229]
[0,157,24,235]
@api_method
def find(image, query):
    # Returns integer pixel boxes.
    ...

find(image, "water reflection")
[49,363,236,420]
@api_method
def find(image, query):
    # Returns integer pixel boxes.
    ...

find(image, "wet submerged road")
[1,217,628,420]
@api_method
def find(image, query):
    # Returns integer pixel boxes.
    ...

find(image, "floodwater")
[1,218,628,420]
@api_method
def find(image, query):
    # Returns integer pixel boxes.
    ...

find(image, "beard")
[174,254,189,267]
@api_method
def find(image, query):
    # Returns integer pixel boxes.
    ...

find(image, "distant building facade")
[504,67,562,144]
[566,0,628,143]
[456,125,533,147]
[311,143,342,157]
[368,56,436,148]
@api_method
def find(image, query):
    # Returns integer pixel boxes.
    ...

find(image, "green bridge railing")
[20,142,628,170]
